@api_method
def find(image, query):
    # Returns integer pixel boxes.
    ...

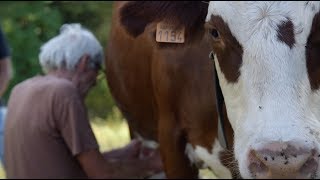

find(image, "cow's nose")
[248,142,319,179]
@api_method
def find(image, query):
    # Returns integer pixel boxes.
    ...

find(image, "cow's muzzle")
[247,141,319,179]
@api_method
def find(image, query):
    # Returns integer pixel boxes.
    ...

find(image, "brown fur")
[105,1,235,178]
[205,15,243,83]
[277,19,295,49]
[120,1,209,44]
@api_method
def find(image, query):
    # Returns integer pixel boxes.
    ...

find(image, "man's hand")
[102,139,142,160]
[139,148,164,177]
[102,139,164,178]
[120,139,143,158]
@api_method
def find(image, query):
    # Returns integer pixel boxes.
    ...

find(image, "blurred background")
[0,1,215,178]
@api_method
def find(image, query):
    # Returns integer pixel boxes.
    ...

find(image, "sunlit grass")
[0,163,5,179]
[91,106,131,152]
[91,118,130,152]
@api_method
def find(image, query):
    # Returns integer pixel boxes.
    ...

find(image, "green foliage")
[0,1,117,120]
[50,1,114,47]
[0,1,62,101]
[85,72,116,120]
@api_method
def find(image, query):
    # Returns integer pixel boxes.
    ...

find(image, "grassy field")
[0,108,216,179]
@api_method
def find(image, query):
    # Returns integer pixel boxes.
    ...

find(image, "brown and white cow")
[105,1,320,179]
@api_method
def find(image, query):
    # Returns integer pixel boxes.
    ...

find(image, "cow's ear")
[120,2,209,38]
[120,2,159,37]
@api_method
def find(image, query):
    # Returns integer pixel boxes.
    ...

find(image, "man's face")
[78,67,99,98]
[74,56,100,98]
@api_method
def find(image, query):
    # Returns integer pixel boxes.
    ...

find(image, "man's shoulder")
[48,76,77,93]
[14,75,78,97]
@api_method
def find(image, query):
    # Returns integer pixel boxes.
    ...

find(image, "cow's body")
[105,1,234,178]
[106,1,320,179]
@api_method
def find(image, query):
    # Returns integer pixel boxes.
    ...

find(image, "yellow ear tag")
[156,22,185,43]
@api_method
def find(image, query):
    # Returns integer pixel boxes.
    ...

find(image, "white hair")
[39,23,104,72]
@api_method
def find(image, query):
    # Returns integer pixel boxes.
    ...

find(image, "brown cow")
[106,1,320,179]
[105,1,235,179]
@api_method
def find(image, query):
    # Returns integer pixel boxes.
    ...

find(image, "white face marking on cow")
[185,140,232,179]
[206,1,320,178]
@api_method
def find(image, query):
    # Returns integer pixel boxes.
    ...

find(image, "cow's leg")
[151,38,214,178]
[158,110,198,178]
[177,89,236,178]
[153,72,199,177]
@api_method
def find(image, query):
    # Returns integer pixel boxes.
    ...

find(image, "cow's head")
[118,1,320,178]
[205,1,320,178]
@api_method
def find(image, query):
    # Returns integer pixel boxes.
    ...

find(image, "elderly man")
[3,23,162,179]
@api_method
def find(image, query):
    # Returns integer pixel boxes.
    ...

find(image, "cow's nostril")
[247,142,319,178]
[248,150,269,177]
[300,158,318,175]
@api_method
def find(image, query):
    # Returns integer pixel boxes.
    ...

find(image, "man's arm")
[0,57,12,98]
[76,149,114,178]
[76,139,163,178]
[76,147,163,179]
[56,93,163,179]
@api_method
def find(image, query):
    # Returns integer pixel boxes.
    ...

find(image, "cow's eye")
[210,28,220,39]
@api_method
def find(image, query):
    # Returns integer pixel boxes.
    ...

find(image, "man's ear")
[77,54,90,72]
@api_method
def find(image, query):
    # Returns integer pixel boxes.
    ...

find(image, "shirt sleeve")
[0,25,10,59]
[57,93,100,156]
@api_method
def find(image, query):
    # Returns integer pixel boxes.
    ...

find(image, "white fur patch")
[185,140,232,179]
[205,1,320,178]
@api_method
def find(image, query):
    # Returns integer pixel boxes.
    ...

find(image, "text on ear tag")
[156,22,185,43]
